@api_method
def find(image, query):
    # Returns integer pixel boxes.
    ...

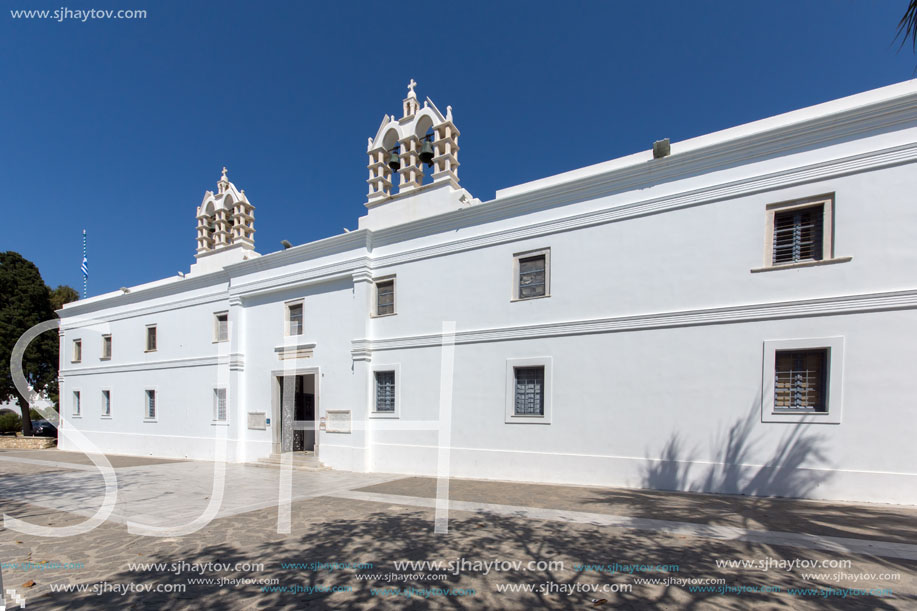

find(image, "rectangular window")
[73,391,81,416]
[375,279,395,316]
[146,326,157,351]
[101,390,111,416]
[213,388,227,421]
[287,302,303,336]
[214,312,229,342]
[513,249,551,300]
[101,335,112,359]
[374,371,396,413]
[773,205,824,265]
[145,390,156,420]
[72,339,82,363]
[774,349,828,412]
[513,366,545,415]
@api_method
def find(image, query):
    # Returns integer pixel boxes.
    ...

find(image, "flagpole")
[82,229,87,298]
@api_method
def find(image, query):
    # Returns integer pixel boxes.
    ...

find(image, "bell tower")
[189,167,259,276]
[360,80,477,231]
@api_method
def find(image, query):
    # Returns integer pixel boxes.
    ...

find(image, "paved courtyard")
[0,449,914,609]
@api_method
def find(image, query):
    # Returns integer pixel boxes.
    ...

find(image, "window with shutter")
[774,349,827,412]
[374,371,396,412]
[287,303,303,336]
[145,390,156,419]
[514,367,545,415]
[518,255,546,299]
[213,388,227,421]
[376,280,395,316]
[773,205,824,265]
[215,312,229,342]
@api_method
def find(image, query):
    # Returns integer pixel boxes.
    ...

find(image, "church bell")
[387,149,401,172]
[418,140,435,167]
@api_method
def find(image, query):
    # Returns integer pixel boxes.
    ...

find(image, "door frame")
[270,366,320,456]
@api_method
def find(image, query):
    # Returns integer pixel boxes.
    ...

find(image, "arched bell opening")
[414,115,435,186]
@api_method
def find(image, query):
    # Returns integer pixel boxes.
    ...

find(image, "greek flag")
[81,256,88,277]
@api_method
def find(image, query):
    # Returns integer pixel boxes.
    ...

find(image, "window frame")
[369,363,400,419]
[285,300,304,337]
[101,389,111,418]
[143,388,157,422]
[101,334,112,360]
[71,339,82,363]
[512,248,551,301]
[755,194,851,272]
[145,324,158,352]
[213,387,228,423]
[372,276,397,317]
[72,389,81,417]
[504,356,553,424]
[214,311,229,343]
[761,337,844,424]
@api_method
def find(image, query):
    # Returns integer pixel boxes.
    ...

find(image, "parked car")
[31,419,57,437]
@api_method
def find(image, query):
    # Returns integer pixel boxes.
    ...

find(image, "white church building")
[57,80,917,504]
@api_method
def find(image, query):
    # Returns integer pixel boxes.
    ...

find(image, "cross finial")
[407,78,417,98]
[221,166,228,180]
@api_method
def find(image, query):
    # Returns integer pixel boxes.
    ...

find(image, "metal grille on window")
[773,205,823,265]
[518,255,546,298]
[774,350,827,412]
[514,367,544,415]
[376,281,395,315]
[288,304,303,335]
[214,388,227,421]
[146,390,156,419]
[375,371,396,412]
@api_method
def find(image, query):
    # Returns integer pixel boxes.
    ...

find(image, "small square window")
[773,205,824,265]
[72,339,82,363]
[101,335,112,359]
[146,326,157,352]
[762,337,843,424]
[214,312,229,342]
[213,388,227,421]
[101,390,111,416]
[374,371,396,413]
[513,249,550,300]
[145,390,156,420]
[505,357,552,424]
[375,279,396,316]
[774,349,827,413]
[286,302,304,336]
[73,391,81,416]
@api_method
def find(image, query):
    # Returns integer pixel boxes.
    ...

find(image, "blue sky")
[2,0,914,296]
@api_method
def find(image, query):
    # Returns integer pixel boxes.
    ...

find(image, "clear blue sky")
[2,0,914,296]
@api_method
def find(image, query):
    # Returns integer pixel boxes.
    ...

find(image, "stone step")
[251,453,330,472]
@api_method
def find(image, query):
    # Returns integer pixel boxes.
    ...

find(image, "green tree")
[50,285,79,312]
[0,252,66,435]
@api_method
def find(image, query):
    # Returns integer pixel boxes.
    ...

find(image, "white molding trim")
[61,353,245,378]
[354,288,917,353]
[61,291,229,330]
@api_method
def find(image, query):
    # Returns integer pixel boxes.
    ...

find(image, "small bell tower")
[189,167,259,276]
[360,80,476,230]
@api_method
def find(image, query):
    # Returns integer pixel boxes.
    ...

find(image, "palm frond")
[896,0,917,51]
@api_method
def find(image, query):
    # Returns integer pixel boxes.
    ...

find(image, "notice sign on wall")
[325,410,351,433]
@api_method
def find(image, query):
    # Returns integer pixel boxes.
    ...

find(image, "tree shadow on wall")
[642,396,833,501]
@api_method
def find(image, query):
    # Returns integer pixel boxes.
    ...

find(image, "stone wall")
[0,436,57,450]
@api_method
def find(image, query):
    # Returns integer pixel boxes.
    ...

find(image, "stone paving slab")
[355,476,917,545]
[0,449,185,468]
[0,458,915,609]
